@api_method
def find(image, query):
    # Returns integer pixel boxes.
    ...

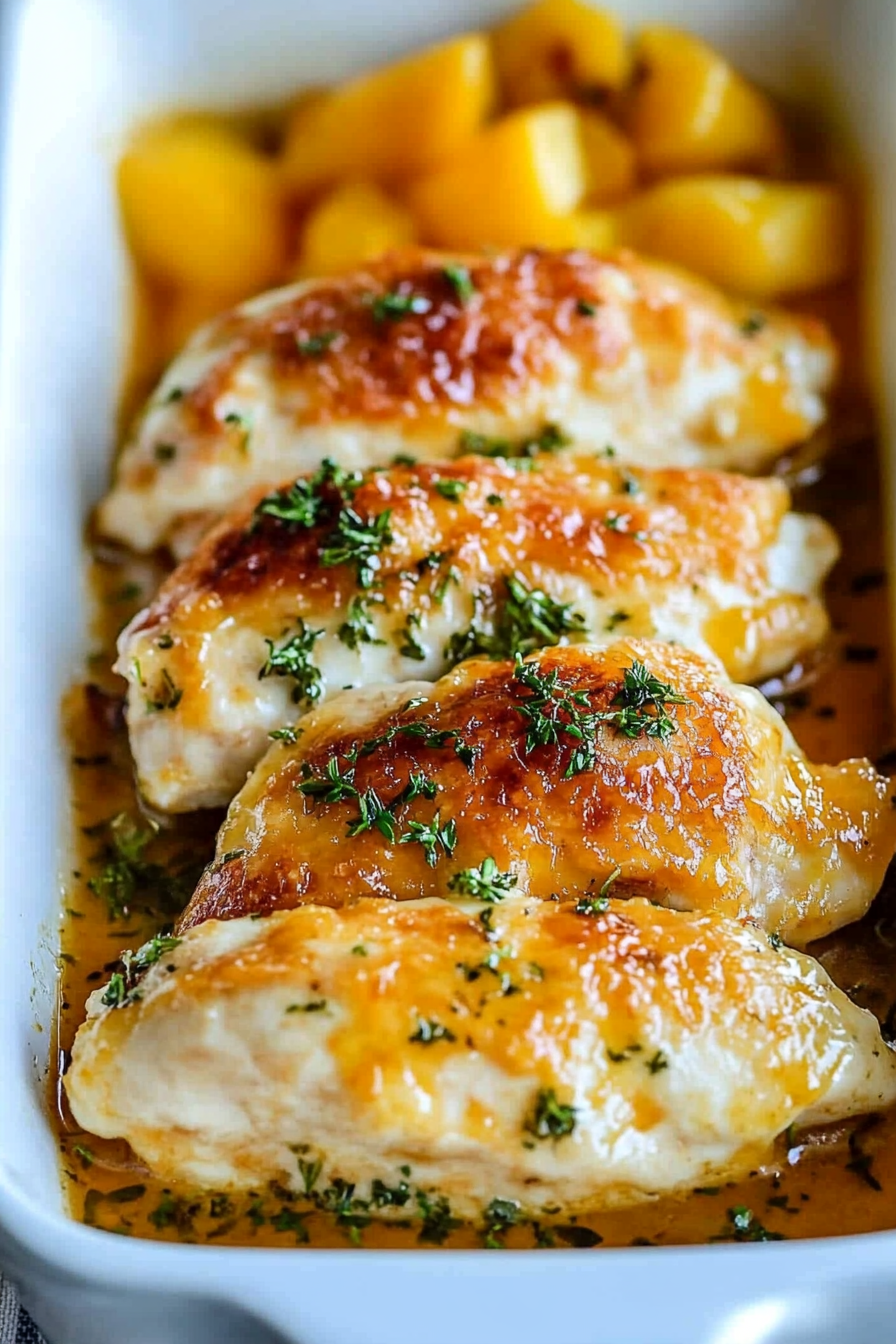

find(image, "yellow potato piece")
[118,123,284,294]
[628,26,786,177]
[578,109,636,203]
[619,176,853,298]
[493,0,628,107]
[295,181,417,278]
[526,207,617,249]
[281,35,495,194]
[408,102,587,249]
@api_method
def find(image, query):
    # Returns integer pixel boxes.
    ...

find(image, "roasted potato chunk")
[578,109,636,202]
[280,35,495,194]
[407,102,587,249]
[118,122,284,296]
[493,0,628,107]
[628,26,786,177]
[294,181,416,277]
[620,176,853,297]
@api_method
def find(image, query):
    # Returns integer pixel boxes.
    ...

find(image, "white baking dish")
[2,0,896,1340]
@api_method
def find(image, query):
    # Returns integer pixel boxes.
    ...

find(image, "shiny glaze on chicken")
[65,895,896,1215]
[98,248,836,555]
[119,453,837,811]
[179,640,896,946]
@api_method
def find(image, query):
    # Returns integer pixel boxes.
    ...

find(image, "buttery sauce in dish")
[53,1,896,1249]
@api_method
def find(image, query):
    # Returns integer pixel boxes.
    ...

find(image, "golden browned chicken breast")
[119,453,837,813]
[65,896,896,1217]
[97,248,836,556]
[179,641,895,946]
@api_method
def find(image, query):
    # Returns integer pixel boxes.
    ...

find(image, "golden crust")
[66,896,896,1210]
[179,640,895,944]
[119,453,835,812]
[132,453,827,665]
[98,248,837,553]
[181,247,824,429]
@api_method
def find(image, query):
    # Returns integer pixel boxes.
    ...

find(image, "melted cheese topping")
[65,896,896,1215]
[118,454,837,812]
[179,640,895,947]
[97,248,836,554]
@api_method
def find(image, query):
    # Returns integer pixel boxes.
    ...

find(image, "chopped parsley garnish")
[285,999,327,1014]
[457,422,571,462]
[270,1207,310,1243]
[416,1191,461,1245]
[740,313,767,337]
[223,411,251,453]
[86,813,196,921]
[512,657,600,778]
[409,1017,457,1045]
[716,1206,784,1242]
[320,505,393,588]
[525,1088,577,1141]
[254,458,361,530]
[434,478,467,502]
[357,717,478,769]
[604,610,630,632]
[398,611,427,661]
[295,330,340,357]
[442,264,476,304]
[482,1197,521,1249]
[576,299,598,317]
[447,573,587,665]
[447,857,516,902]
[154,442,177,462]
[371,290,432,323]
[259,619,323,705]
[133,661,182,713]
[298,755,360,804]
[767,930,784,951]
[269,725,301,744]
[100,933,181,1009]
[646,1049,669,1074]
[599,660,689,741]
[297,1155,323,1195]
[347,787,397,840]
[399,811,457,866]
[337,593,385,650]
[370,1178,411,1208]
[575,865,621,915]
[607,1042,642,1063]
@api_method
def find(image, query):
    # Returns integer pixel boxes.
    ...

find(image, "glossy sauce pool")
[51,280,896,1249]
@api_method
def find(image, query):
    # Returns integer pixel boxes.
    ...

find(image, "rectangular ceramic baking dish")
[3,1,896,1341]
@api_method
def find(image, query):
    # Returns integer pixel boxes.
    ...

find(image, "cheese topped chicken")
[179,641,896,947]
[65,897,896,1217]
[118,453,837,812]
[97,248,837,556]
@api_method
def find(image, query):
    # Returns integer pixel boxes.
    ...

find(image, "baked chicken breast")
[97,248,836,556]
[65,896,896,1217]
[119,454,837,813]
[179,641,896,947]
